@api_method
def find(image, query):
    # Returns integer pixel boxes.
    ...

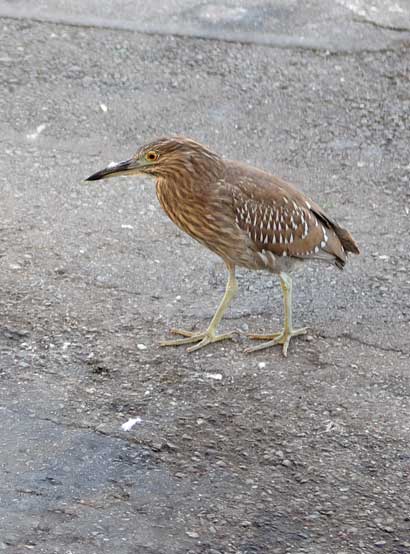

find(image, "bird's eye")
[145,151,159,162]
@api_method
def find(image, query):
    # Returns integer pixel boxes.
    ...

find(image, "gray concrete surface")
[1,0,410,51]
[1,1,410,553]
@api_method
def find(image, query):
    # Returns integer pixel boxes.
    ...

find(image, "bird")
[86,136,359,356]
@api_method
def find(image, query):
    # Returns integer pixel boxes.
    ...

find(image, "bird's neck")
[154,161,222,236]
[155,173,204,212]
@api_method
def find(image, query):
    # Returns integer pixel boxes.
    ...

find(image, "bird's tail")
[334,226,360,255]
[332,226,360,269]
[310,205,360,270]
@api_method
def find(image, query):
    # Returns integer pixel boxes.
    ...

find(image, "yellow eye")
[145,151,159,162]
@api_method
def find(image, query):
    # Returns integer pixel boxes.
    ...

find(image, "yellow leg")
[245,272,307,357]
[160,263,238,352]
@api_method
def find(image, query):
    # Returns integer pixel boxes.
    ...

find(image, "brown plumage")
[86,136,359,356]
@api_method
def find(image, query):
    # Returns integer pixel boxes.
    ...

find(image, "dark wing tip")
[335,256,346,270]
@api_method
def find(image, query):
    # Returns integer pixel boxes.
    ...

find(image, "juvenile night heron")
[86,137,359,356]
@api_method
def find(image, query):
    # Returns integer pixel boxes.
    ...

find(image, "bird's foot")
[245,327,307,357]
[160,328,236,352]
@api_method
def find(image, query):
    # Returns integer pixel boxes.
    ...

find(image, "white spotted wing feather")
[224,161,350,269]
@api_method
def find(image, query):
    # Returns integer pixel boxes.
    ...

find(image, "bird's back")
[222,160,359,271]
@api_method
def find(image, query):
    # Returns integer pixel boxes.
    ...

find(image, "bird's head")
[85,136,222,182]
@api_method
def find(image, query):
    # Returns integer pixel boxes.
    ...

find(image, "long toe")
[160,329,207,347]
[245,327,308,356]
[244,336,283,354]
[160,329,236,351]
[246,331,283,340]
[169,328,200,338]
[186,331,236,352]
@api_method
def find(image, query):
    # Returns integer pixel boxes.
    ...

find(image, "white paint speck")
[137,343,147,350]
[121,224,134,230]
[258,362,266,369]
[205,372,223,380]
[26,123,46,140]
[121,417,142,431]
[100,103,108,112]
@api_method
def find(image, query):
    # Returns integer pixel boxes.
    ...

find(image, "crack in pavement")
[1,405,163,456]
[319,331,408,355]
[352,16,410,33]
[1,9,410,53]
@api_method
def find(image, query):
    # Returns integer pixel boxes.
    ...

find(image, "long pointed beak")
[85,158,142,181]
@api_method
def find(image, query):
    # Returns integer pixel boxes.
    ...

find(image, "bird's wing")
[225,161,349,267]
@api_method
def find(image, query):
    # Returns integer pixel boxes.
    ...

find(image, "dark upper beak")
[85,158,142,181]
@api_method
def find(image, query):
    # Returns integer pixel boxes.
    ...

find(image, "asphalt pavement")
[0,1,410,553]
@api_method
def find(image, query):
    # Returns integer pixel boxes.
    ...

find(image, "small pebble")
[240,520,252,527]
